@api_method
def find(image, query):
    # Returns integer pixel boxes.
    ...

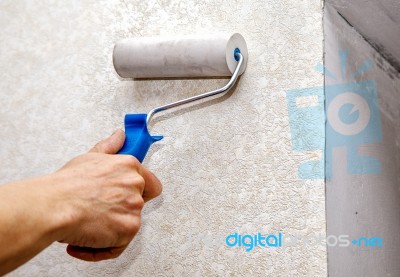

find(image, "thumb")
[90,129,126,154]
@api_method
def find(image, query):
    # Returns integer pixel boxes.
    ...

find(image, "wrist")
[0,174,82,273]
[33,173,82,243]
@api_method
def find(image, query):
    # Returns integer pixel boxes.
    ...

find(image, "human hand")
[52,130,162,261]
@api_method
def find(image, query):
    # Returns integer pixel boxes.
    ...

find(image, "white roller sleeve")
[112,33,248,78]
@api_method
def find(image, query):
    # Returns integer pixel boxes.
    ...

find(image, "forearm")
[0,130,162,272]
[0,175,67,275]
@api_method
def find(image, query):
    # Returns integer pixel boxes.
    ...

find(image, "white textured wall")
[0,1,325,276]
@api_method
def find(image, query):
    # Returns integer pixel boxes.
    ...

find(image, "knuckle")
[121,173,144,187]
[126,216,141,236]
[125,195,145,210]
[122,155,140,168]
[136,197,145,209]
[135,174,145,186]
[128,174,145,191]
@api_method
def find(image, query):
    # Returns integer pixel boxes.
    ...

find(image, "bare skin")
[0,130,162,275]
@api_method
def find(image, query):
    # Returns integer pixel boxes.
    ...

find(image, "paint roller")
[112,33,248,162]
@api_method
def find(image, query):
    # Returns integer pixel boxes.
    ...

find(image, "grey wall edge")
[325,3,400,276]
[326,0,400,72]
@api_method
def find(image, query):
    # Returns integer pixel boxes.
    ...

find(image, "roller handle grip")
[117,114,163,163]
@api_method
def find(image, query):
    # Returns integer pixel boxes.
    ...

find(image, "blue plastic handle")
[117,114,163,163]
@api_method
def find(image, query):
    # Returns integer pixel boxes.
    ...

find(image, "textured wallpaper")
[0,0,325,276]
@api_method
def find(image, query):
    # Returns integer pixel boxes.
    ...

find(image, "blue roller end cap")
[117,114,163,163]
[234,48,241,61]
